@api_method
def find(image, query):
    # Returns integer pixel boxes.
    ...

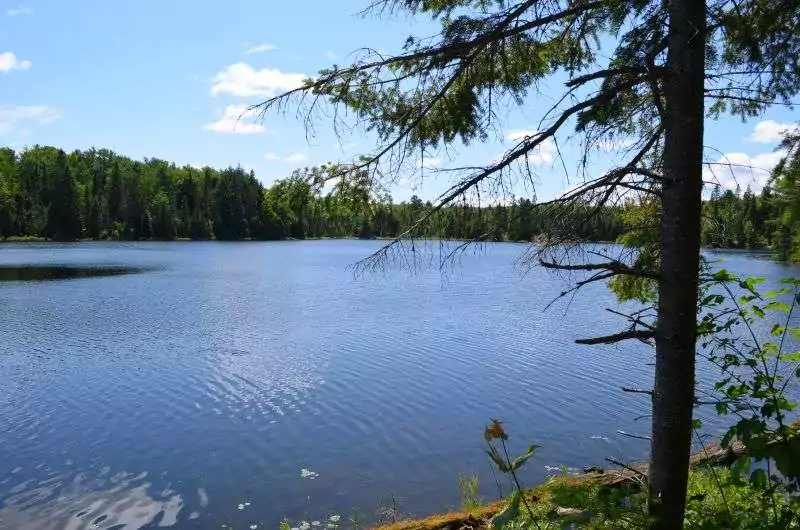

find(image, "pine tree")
[47,150,82,241]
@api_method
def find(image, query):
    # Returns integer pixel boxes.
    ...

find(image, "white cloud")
[0,52,31,72]
[202,105,267,134]
[503,129,557,164]
[210,63,306,97]
[245,43,277,55]
[6,4,32,16]
[265,152,308,164]
[325,51,339,61]
[284,152,307,163]
[0,105,61,134]
[747,120,799,144]
[704,150,786,192]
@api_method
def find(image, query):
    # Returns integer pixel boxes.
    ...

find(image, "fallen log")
[375,422,800,530]
[601,424,800,487]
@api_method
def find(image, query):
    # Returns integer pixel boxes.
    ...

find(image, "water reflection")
[0,265,144,282]
[0,468,185,529]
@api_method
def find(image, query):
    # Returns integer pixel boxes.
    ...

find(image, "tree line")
[5,145,800,261]
[0,145,626,243]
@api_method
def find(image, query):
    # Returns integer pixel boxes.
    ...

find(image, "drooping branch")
[576,330,655,345]
[350,79,645,273]
[539,258,659,280]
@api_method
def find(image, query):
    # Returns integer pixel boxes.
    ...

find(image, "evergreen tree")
[250,0,800,525]
[46,150,82,241]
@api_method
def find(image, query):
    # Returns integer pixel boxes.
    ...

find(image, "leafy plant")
[484,419,543,529]
[696,272,800,527]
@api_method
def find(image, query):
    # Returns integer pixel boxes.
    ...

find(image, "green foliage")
[684,468,799,529]
[608,199,659,302]
[695,272,800,526]
[489,490,521,529]
[0,145,631,243]
[702,185,774,251]
[8,143,800,252]
[458,473,481,512]
[488,467,799,529]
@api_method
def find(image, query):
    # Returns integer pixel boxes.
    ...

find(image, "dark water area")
[0,265,144,282]
[0,241,797,529]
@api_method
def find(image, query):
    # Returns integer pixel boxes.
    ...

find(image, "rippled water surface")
[0,241,795,529]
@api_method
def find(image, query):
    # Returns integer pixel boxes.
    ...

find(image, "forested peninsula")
[1,145,799,261]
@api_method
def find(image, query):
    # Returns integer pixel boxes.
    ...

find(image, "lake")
[0,241,796,529]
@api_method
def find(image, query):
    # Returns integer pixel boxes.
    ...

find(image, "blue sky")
[0,1,797,202]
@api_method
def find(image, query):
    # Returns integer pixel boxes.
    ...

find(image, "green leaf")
[779,351,800,362]
[510,444,541,471]
[485,447,510,473]
[713,269,737,282]
[740,277,766,293]
[749,468,768,489]
[721,429,735,449]
[764,288,791,299]
[765,301,791,313]
[772,442,800,481]
[489,491,521,529]
[730,455,751,484]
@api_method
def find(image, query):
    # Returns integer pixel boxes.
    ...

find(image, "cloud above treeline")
[245,43,277,55]
[0,51,31,72]
[264,152,308,164]
[705,119,798,192]
[210,63,306,98]
[0,105,62,135]
[202,105,268,134]
[747,120,799,144]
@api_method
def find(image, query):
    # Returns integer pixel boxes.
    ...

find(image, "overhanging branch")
[576,330,655,345]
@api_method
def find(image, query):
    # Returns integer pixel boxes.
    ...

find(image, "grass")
[458,474,481,512]
[373,467,799,530]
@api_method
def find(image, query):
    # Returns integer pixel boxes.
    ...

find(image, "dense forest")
[1,145,799,260]
[0,145,624,243]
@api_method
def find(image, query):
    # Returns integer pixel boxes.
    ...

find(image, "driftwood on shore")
[600,425,800,487]
[375,429,800,530]
[599,440,749,487]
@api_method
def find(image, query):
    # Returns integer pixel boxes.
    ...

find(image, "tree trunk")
[649,0,706,528]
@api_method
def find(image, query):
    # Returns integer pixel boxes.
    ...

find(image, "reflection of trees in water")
[0,266,144,282]
[0,468,189,529]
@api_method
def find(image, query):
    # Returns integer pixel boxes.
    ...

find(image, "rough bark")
[649,0,707,528]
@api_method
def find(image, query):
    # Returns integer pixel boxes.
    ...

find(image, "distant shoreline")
[0,236,779,255]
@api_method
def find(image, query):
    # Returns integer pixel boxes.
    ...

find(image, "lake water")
[0,241,796,529]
